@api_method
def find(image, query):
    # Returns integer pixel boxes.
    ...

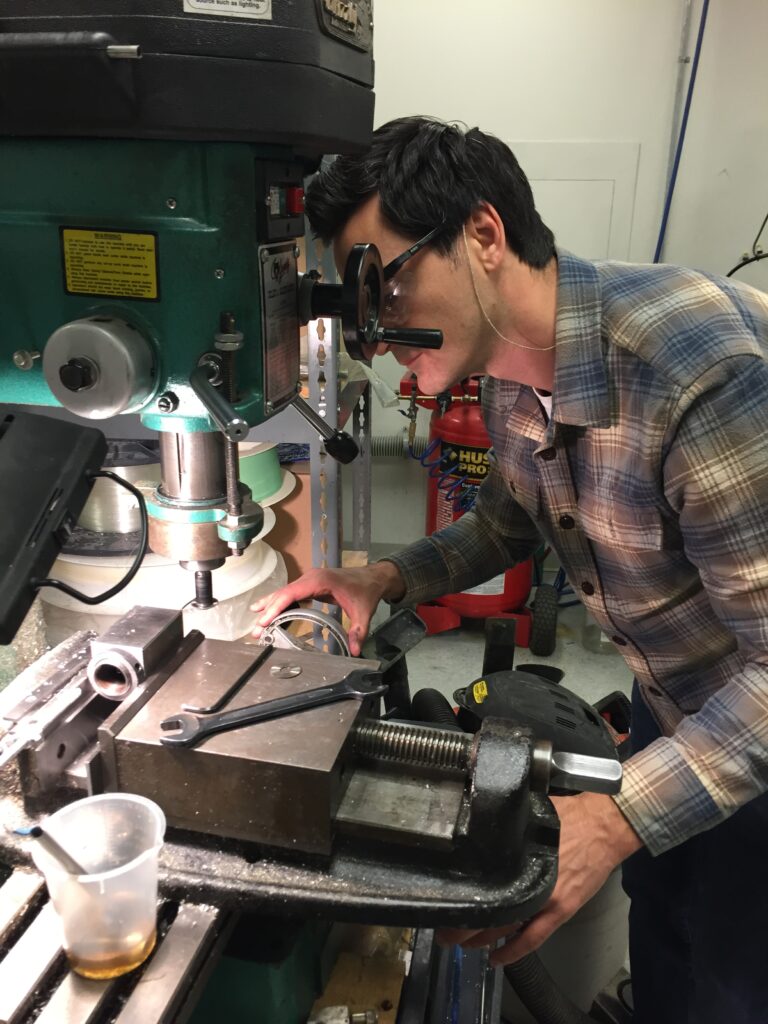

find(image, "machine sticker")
[259,242,300,412]
[463,573,506,597]
[61,228,159,301]
[315,0,372,52]
[182,0,272,20]
[434,441,489,532]
[473,680,489,704]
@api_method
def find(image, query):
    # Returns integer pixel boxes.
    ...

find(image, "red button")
[285,187,304,216]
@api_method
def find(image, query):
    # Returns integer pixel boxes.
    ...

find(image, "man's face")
[333,196,488,394]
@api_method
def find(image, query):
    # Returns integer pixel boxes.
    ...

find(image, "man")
[252,116,768,1023]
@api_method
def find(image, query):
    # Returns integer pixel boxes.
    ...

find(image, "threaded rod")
[352,719,472,773]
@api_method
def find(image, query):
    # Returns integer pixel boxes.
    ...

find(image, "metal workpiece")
[87,606,183,701]
[43,316,155,418]
[189,363,249,442]
[531,740,623,796]
[101,642,383,855]
[264,607,353,657]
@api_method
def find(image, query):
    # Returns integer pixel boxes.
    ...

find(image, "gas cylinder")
[404,375,534,642]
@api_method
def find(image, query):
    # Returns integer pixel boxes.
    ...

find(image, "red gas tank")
[403,375,534,643]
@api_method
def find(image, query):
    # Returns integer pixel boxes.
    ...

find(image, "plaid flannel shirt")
[388,249,768,856]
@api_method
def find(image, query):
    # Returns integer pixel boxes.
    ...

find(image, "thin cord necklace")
[462,226,557,352]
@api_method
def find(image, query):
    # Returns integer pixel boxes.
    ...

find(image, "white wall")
[661,0,768,290]
[344,0,768,550]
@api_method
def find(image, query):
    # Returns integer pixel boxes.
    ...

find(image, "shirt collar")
[551,248,612,428]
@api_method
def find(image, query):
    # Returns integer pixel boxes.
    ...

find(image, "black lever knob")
[323,430,359,465]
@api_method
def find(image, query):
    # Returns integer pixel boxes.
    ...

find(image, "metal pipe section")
[666,0,695,191]
[158,431,227,501]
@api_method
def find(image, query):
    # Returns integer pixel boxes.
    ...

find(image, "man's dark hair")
[305,116,555,269]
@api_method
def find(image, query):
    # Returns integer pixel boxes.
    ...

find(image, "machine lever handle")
[291,395,359,464]
[376,327,443,349]
[189,365,249,441]
[0,32,115,53]
[532,740,623,795]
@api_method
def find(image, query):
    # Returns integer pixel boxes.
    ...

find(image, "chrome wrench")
[159,668,387,748]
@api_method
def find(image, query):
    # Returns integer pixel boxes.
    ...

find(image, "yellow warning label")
[61,228,159,300]
[472,680,489,704]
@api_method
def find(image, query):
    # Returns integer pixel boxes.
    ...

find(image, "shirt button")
[540,447,557,461]
[581,581,595,595]
[559,514,575,530]
[611,635,627,646]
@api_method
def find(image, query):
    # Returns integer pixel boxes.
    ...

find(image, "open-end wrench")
[159,668,387,748]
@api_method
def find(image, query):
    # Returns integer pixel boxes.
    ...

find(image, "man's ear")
[466,202,506,272]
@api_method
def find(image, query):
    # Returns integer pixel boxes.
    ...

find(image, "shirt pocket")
[578,493,667,551]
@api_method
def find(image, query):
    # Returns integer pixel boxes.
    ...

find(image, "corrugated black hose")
[410,688,597,1024]
[504,956,595,1024]
[410,687,464,731]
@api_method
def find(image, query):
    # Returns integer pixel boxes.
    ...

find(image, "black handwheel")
[529,583,558,656]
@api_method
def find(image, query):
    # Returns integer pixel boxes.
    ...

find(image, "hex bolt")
[214,268,225,279]
[166,197,177,209]
[157,391,179,413]
[215,311,244,356]
[59,357,98,392]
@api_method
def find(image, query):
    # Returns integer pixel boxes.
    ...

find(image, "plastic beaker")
[30,793,166,979]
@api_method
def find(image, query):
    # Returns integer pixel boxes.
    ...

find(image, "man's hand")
[437,792,642,966]
[250,561,406,656]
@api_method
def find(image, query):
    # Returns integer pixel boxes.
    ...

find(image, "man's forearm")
[371,559,407,603]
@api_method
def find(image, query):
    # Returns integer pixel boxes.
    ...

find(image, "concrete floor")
[386,586,634,710]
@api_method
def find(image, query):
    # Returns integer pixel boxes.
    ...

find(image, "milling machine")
[0,6,623,1022]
